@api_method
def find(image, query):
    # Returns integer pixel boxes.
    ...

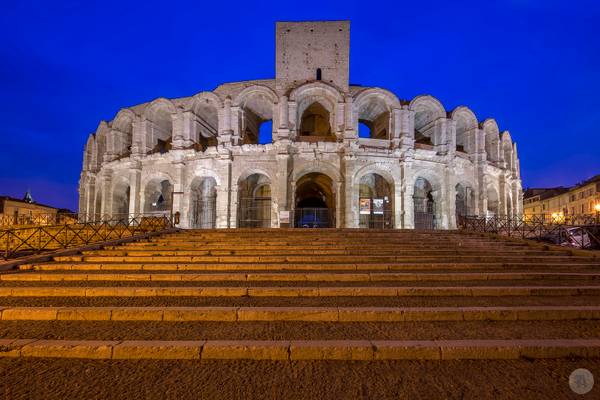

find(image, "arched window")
[299,102,333,140]
[316,68,322,81]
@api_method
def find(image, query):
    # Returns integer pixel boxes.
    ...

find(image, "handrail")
[0,214,174,260]
[458,215,600,250]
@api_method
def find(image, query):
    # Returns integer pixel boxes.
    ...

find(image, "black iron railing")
[458,215,600,250]
[359,211,394,229]
[293,208,335,228]
[0,214,174,260]
[238,197,272,228]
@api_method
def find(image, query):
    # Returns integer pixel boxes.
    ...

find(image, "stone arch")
[111,177,130,220]
[141,171,175,216]
[237,172,272,228]
[233,85,278,145]
[353,88,400,140]
[109,109,135,160]
[411,170,443,230]
[486,183,500,216]
[95,121,110,165]
[451,106,478,153]
[186,92,222,148]
[294,172,336,228]
[189,176,218,228]
[83,134,96,172]
[292,161,342,184]
[481,119,500,163]
[143,98,178,154]
[289,82,343,140]
[356,171,394,229]
[94,186,103,221]
[409,95,446,145]
[501,131,513,170]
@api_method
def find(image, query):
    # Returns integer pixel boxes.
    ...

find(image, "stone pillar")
[128,165,142,218]
[100,171,112,220]
[402,166,415,229]
[446,166,457,229]
[276,96,290,141]
[344,161,356,228]
[273,154,289,227]
[335,180,343,228]
[171,163,185,224]
[288,101,297,140]
[343,96,356,142]
[335,101,345,141]
[220,98,234,146]
[394,179,403,229]
[398,106,415,151]
[499,175,507,217]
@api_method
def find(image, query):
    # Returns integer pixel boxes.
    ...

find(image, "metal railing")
[359,211,394,229]
[458,214,600,250]
[0,212,79,228]
[237,198,272,228]
[292,208,335,228]
[0,214,174,260]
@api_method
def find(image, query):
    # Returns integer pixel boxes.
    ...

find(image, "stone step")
[22,262,600,273]
[0,338,598,360]
[0,285,598,297]
[63,255,598,264]
[82,249,565,257]
[3,294,598,308]
[4,271,599,283]
[2,305,599,322]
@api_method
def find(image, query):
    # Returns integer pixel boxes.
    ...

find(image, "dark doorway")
[294,173,335,228]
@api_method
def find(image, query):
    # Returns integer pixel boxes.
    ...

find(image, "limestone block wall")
[78,81,523,230]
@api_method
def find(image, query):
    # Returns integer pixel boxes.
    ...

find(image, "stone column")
[128,165,142,219]
[344,160,356,228]
[398,106,415,151]
[402,166,415,229]
[276,96,290,141]
[394,179,403,229]
[171,163,185,224]
[100,171,112,220]
[336,180,343,228]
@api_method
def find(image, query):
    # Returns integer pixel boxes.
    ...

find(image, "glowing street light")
[595,203,600,224]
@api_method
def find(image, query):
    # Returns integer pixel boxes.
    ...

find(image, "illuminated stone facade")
[78,21,522,229]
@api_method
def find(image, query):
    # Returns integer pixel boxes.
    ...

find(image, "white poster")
[373,199,384,215]
[279,210,290,224]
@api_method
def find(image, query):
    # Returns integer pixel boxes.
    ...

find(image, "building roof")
[0,196,63,212]
[523,187,568,201]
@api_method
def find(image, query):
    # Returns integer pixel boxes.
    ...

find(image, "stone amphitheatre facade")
[78,21,523,230]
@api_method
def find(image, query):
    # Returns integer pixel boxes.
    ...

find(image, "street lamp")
[595,203,600,224]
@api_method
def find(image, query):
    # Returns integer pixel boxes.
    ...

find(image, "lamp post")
[595,203,600,225]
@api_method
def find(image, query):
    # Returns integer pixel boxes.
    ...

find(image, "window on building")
[316,68,322,81]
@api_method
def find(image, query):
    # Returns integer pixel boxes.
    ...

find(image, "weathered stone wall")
[78,21,523,229]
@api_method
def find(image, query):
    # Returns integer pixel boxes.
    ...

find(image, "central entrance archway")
[294,173,335,228]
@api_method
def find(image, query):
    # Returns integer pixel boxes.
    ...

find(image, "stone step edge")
[4,272,600,282]
[18,262,600,272]
[1,338,599,360]
[1,305,600,322]
[0,286,599,297]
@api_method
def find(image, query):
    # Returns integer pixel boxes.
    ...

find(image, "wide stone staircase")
[1,229,600,361]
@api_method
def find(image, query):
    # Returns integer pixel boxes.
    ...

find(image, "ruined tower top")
[275,21,350,93]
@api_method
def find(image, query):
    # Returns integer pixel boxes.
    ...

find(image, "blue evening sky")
[1,0,599,211]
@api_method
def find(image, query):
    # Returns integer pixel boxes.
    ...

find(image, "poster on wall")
[279,210,290,224]
[359,198,371,215]
[373,199,384,215]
